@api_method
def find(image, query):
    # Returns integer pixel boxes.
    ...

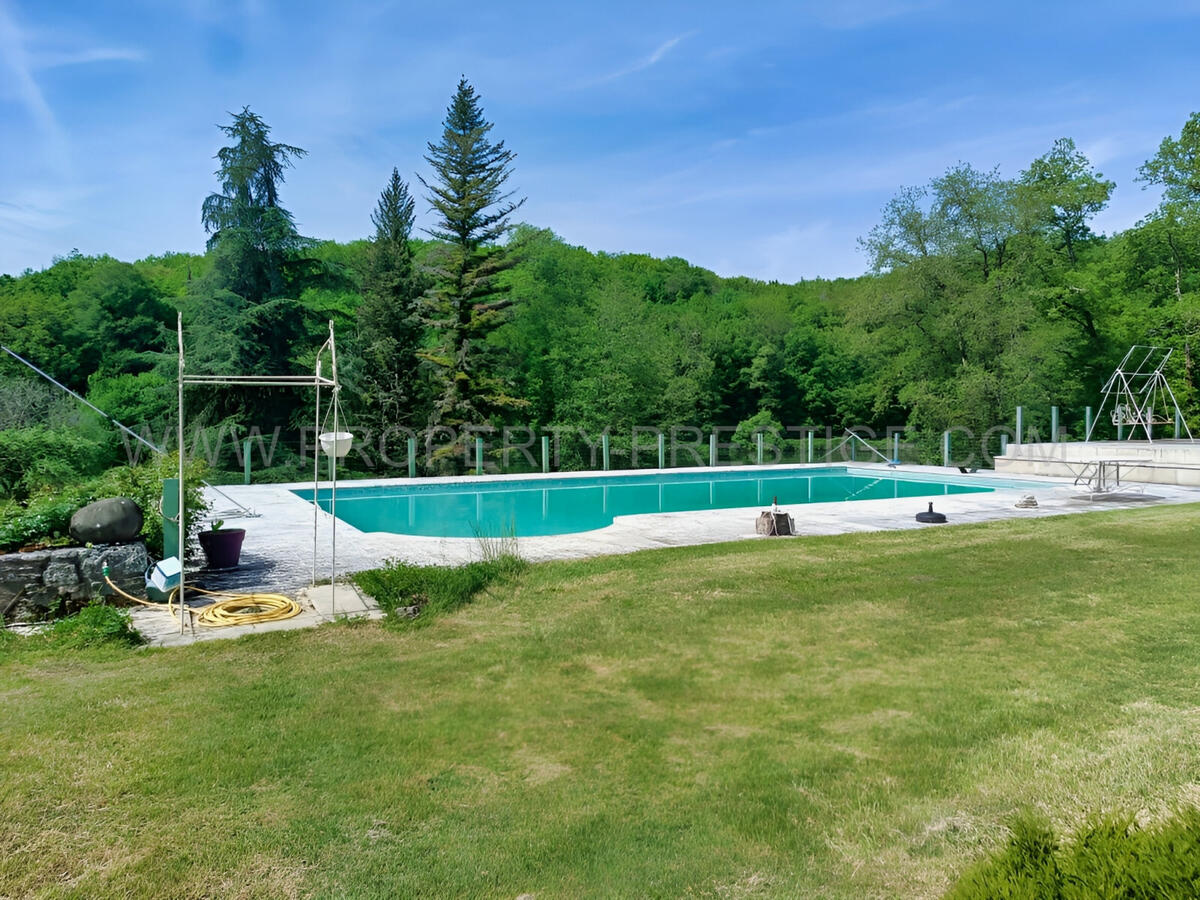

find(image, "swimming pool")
[295,467,997,538]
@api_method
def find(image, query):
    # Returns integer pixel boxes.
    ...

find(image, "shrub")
[353,553,527,626]
[0,454,209,556]
[0,489,93,551]
[946,808,1200,898]
[41,602,144,650]
[96,453,209,558]
[0,426,110,500]
[733,410,785,457]
[85,371,175,431]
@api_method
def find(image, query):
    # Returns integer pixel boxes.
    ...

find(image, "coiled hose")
[103,568,302,628]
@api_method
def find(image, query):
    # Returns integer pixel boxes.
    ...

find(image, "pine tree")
[185,107,315,423]
[200,107,308,304]
[419,78,526,444]
[356,168,424,429]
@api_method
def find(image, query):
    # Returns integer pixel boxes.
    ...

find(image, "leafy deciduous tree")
[1020,137,1114,265]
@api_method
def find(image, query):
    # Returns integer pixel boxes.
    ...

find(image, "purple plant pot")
[198,528,246,569]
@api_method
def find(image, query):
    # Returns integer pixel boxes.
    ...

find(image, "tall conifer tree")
[419,78,526,447]
[357,168,424,428]
[200,107,308,304]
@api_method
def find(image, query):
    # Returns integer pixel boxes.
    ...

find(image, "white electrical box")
[150,556,182,592]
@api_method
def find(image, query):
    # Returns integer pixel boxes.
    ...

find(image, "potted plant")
[198,519,246,569]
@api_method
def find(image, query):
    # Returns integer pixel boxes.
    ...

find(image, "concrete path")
[130,582,381,648]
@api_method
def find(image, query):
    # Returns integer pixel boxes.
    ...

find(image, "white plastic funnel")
[319,431,354,458]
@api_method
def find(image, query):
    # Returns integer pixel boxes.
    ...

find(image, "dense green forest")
[3,78,1200,512]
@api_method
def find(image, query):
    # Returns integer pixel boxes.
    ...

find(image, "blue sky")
[2,0,1199,282]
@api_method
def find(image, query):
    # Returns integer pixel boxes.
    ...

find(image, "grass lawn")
[4,504,1200,898]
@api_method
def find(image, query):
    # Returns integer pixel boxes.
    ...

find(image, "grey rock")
[18,583,64,614]
[80,543,149,592]
[1,542,150,622]
[70,498,144,545]
[0,551,50,582]
[3,595,48,623]
[42,559,79,591]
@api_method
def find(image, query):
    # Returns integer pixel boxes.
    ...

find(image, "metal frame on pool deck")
[176,313,344,632]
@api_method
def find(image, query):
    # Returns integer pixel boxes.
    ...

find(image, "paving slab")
[300,582,381,619]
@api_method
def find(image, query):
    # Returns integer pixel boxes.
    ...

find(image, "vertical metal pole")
[475,437,484,475]
[756,432,764,465]
[942,430,951,467]
[892,432,900,462]
[541,435,549,473]
[176,313,186,634]
[407,437,416,478]
[807,431,814,463]
[329,322,338,615]
[1085,406,1093,442]
[709,432,717,467]
[1118,420,1125,441]
[242,438,251,484]
[1015,406,1024,446]
[1000,434,1009,457]
[602,433,610,471]
[313,360,321,588]
[657,433,665,469]
[1051,406,1059,443]
[850,440,857,462]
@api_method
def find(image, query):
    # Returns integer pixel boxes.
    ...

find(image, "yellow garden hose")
[103,570,302,628]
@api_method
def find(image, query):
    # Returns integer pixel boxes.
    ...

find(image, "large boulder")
[70,498,144,545]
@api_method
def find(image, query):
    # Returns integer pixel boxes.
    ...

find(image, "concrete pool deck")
[201,463,1200,595]
[130,582,382,648]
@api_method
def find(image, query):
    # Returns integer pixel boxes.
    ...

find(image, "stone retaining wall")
[0,543,149,623]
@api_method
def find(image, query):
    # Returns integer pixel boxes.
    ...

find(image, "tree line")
[2,79,1200,487]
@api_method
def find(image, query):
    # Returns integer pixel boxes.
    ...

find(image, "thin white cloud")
[586,31,696,86]
[0,0,67,172]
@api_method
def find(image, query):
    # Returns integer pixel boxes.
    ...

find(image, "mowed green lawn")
[4,504,1200,899]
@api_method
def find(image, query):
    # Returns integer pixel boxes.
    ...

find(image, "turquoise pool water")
[295,467,995,538]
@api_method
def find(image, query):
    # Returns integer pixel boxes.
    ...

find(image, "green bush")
[0,454,209,556]
[733,410,785,456]
[0,602,144,656]
[0,426,110,500]
[946,809,1200,898]
[96,453,209,557]
[0,489,92,551]
[353,553,527,626]
[85,371,175,430]
[41,602,144,650]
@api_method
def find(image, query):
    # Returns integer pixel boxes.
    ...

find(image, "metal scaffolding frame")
[176,313,343,633]
[1085,345,1194,443]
